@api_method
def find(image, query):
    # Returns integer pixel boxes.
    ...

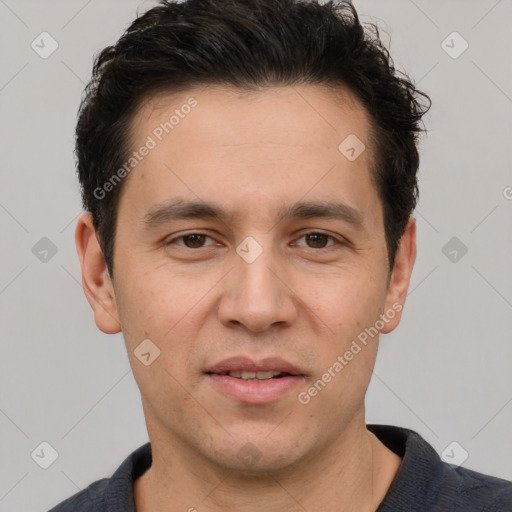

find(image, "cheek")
[116,273,204,406]
[115,268,199,340]
[299,269,385,402]
[309,272,385,343]
[114,266,221,386]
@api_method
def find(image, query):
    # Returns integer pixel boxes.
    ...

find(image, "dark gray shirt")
[47,424,512,511]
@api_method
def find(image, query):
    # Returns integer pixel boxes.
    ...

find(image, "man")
[49,0,512,510]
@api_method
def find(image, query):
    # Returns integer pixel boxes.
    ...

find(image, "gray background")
[0,0,511,510]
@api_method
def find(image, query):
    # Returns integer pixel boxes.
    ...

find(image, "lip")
[205,356,304,376]
[205,356,306,405]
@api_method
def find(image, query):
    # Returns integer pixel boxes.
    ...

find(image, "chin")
[200,433,309,475]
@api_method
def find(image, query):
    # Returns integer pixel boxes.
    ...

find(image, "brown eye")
[294,232,339,249]
[166,233,216,249]
[181,234,208,248]
[304,233,331,248]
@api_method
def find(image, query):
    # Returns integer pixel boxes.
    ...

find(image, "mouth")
[205,356,305,404]
[206,370,297,381]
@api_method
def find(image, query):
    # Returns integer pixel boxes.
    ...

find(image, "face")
[77,84,415,473]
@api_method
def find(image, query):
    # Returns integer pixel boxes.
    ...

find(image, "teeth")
[227,370,284,380]
[255,371,280,379]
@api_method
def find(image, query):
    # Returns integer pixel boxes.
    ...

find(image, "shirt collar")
[99,424,441,511]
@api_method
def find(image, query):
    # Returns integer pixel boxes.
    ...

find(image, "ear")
[75,212,121,334]
[381,216,416,334]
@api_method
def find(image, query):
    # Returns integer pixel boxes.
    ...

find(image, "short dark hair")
[75,0,430,277]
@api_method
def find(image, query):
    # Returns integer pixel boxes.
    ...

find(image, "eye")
[293,232,341,249]
[165,231,343,251]
[166,233,217,249]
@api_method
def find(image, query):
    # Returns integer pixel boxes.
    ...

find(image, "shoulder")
[368,424,512,512]
[46,442,152,512]
[437,464,512,511]
[46,478,109,511]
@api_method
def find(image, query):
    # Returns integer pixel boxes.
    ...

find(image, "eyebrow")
[141,198,365,231]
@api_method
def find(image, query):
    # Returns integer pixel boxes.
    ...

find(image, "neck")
[134,411,401,512]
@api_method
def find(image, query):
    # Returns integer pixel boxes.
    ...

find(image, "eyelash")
[165,231,343,250]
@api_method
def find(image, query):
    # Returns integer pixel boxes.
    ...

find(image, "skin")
[76,84,416,512]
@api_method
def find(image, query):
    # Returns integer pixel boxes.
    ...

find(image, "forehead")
[129,83,373,160]
[119,84,379,225]
[136,82,364,113]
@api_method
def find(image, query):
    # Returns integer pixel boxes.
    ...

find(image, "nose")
[217,242,298,333]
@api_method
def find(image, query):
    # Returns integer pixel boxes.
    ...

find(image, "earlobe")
[381,216,417,334]
[75,212,122,335]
